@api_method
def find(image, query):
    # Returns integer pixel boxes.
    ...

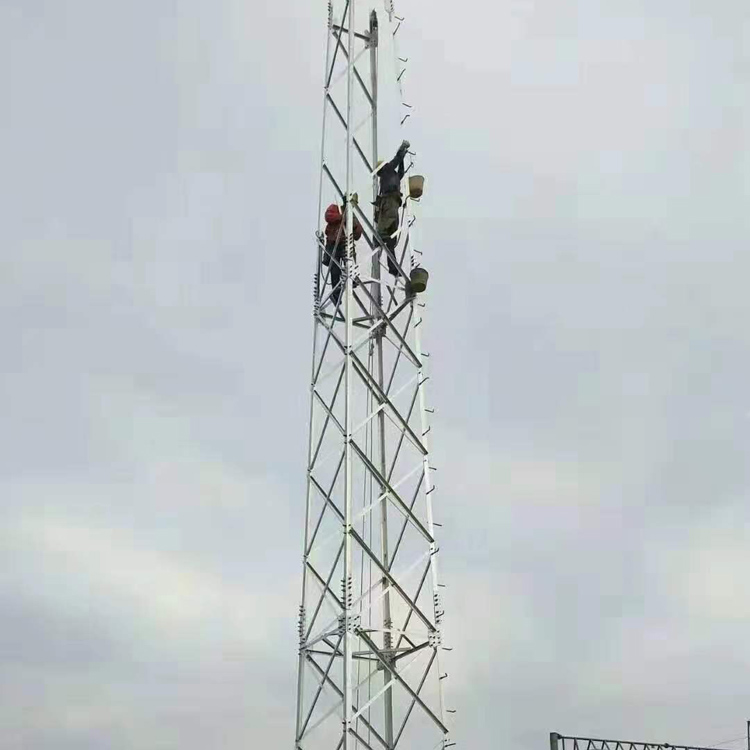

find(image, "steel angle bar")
[307,648,344,658]
[363,301,411,351]
[353,111,374,137]
[328,42,372,94]
[305,560,343,616]
[383,460,425,503]
[394,649,438,748]
[320,285,373,330]
[352,371,418,437]
[381,403,425,458]
[354,464,422,540]
[394,559,431,650]
[312,319,354,384]
[298,12,336,740]
[350,647,424,722]
[309,443,346,489]
[330,32,374,107]
[303,625,345,653]
[384,307,415,394]
[388,471,425,571]
[306,657,390,750]
[348,352,427,455]
[351,282,421,368]
[351,285,377,319]
[382,389,418,461]
[348,727,379,750]
[352,659,382,691]
[352,313,376,325]
[316,350,349,390]
[306,454,344,552]
[358,631,448,735]
[324,0,350,90]
[305,542,345,640]
[305,516,345,561]
[392,640,431,663]
[385,385,420,483]
[328,41,370,91]
[315,234,335,292]
[322,636,344,655]
[350,528,435,632]
[349,549,431,624]
[382,280,400,315]
[362,626,428,643]
[300,633,345,737]
[300,674,344,740]
[312,387,345,441]
[321,327,422,452]
[301,701,341,743]
[407,209,449,727]
[331,24,371,42]
[350,459,423,527]
[383,295,414,331]
[350,316,387,357]
[313,311,349,384]
[351,644,422,657]
[326,95,373,175]
[306,515,346,561]
[352,241,382,275]
[308,473,345,527]
[351,317,374,331]
[349,441,432,542]
[309,367,346,471]
[309,442,345,490]
[312,313,338,385]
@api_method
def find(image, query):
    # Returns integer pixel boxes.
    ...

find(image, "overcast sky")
[2,0,749,748]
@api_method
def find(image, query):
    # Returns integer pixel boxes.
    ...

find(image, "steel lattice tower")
[295,2,453,750]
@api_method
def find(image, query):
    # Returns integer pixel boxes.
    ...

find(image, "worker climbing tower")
[295,2,453,750]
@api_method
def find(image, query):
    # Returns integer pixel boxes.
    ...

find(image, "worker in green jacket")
[375,140,410,277]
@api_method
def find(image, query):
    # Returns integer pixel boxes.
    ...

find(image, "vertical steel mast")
[295,2,452,750]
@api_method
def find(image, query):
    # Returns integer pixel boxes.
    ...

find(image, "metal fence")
[551,733,731,750]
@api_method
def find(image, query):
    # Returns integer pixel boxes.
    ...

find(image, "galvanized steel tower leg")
[368,11,395,750]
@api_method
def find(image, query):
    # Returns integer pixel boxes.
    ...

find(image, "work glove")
[400,139,411,151]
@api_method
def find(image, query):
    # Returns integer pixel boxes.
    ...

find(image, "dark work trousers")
[325,241,358,307]
[375,192,402,276]
[325,242,344,306]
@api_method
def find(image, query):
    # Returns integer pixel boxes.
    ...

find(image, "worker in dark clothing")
[375,140,410,277]
[323,195,362,307]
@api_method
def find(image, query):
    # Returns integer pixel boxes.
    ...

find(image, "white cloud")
[9,513,293,648]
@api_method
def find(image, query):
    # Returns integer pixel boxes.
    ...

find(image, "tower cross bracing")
[295,3,453,750]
